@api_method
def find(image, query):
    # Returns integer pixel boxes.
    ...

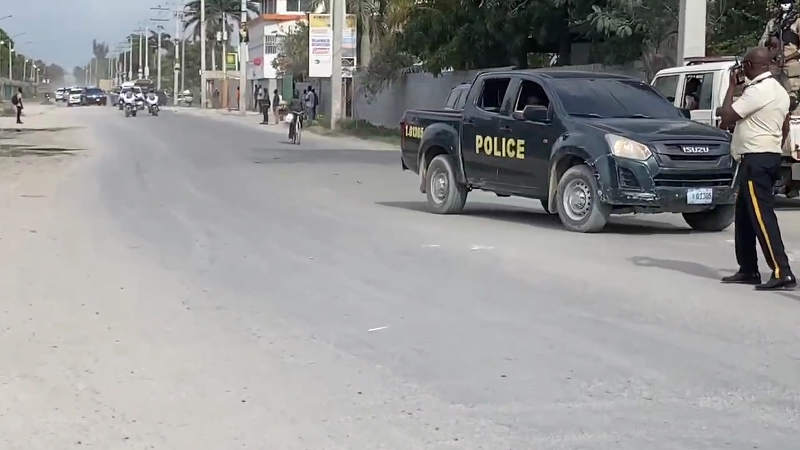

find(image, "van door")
[681,72,715,126]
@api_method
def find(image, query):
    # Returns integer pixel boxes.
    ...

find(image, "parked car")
[400,69,736,233]
[54,88,66,102]
[84,87,107,106]
[67,87,86,107]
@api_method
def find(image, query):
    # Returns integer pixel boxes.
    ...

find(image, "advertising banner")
[308,14,357,78]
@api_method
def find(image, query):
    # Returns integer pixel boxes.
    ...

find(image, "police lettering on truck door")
[475,135,525,159]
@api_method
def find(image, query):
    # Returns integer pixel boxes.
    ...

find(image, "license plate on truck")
[687,188,713,204]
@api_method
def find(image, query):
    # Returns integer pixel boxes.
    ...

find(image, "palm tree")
[183,0,260,69]
[92,39,110,79]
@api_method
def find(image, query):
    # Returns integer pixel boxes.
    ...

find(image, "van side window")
[445,89,461,109]
[476,78,511,114]
[683,73,714,110]
[514,80,550,111]
[652,75,679,103]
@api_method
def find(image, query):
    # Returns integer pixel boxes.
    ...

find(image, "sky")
[1,0,186,69]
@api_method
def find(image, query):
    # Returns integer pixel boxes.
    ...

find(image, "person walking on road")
[311,87,318,122]
[11,88,23,124]
[257,87,269,125]
[272,89,280,124]
[303,89,314,124]
[718,46,796,290]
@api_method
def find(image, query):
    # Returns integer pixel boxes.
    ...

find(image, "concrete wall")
[351,63,647,129]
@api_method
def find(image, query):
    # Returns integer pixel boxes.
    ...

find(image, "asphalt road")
[12,104,800,448]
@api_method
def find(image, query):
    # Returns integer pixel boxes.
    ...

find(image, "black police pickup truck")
[399,70,736,233]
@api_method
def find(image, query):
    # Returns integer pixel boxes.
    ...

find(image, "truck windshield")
[552,79,684,119]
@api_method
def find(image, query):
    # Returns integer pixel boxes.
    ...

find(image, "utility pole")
[152,5,182,101]
[174,12,181,104]
[330,0,345,130]
[135,27,144,79]
[127,37,133,81]
[200,0,207,108]
[238,0,248,116]
[144,22,150,79]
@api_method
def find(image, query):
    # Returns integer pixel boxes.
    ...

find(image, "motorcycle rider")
[762,0,800,113]
[121,88,137,107]
[145,88,160,114]
[133,87,146,109]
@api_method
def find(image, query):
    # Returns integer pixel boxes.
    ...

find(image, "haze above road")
[1,105,799,449]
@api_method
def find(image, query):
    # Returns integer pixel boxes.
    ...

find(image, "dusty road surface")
[1,104,800,449]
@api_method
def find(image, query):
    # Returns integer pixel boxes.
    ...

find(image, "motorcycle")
[124,102,137,117]
[148,103,159,116]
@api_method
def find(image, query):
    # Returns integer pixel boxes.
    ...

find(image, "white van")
[652,57,800,196]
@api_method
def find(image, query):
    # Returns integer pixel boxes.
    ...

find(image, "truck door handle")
[499,126,512,132]
[464,119,474,124]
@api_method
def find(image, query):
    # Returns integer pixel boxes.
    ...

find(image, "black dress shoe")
[755,275,797,291]
[721,272,762,285]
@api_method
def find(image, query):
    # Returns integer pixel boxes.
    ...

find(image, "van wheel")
[425,154,467,214]
[682,205,735,231]
[556,165,610,233]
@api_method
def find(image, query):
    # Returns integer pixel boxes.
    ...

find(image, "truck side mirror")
[679,108,691,119]
[512,105,548,122]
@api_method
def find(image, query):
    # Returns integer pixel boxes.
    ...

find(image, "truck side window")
[652,75,679,102]
[445,89,461,109]
[514,80,550,111]
[455,89,468,110]
[476,78,511,114]
[683,73,714,110]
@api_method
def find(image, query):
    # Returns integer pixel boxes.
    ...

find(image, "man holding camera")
[762,0,800,113]
[717,47,796,290]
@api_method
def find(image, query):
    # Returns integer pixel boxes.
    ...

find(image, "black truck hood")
[582,118,729,142]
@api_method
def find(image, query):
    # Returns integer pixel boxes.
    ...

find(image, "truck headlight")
[605,134,652,161]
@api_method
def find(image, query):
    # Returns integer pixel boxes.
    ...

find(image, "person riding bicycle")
[287,94,304,141]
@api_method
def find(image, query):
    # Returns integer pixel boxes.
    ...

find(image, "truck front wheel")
[556,165,611,233]
[682,205,735,232]
[425,154,467,214]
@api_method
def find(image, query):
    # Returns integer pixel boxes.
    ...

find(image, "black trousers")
[260,101,269,123]
[735,152,792,278]
[15,105,22,123]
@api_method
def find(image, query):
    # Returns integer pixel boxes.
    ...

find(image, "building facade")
[247,0,320,98]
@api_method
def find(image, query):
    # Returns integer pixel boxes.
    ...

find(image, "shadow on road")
[629,256,729,281]
[376,201,695,235]
[250,148,397,166]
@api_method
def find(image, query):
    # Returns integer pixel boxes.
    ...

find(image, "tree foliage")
[0,26,65,85]
[350,0,777,91]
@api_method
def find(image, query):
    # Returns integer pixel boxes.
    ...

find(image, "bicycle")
[287,111,303,145]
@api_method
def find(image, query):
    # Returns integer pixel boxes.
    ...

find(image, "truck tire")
[682,205,735,232]
[425,154,467,214]
[555,165,611,233]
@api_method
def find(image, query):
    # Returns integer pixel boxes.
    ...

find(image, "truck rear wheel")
[556,165,610,233]
[682,205,735,232]
[425,154,467,214]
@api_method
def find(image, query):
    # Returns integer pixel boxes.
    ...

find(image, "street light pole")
[136,28,144,79]
[144,22,150,79]
[175,12,181,104]
[200,0,207,109]
[330,0,345,130]
[238,0,248,116]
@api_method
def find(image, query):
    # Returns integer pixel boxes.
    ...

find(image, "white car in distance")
[67,87,85,107]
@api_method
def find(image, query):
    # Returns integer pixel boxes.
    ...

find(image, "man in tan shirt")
[717,47,795,290]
